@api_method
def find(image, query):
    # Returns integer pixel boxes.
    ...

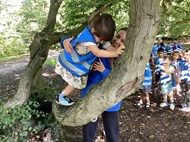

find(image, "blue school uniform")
[58,27,97,77]
[81,57,121,112]
[167,44,173,54]
[142,63,152,86]
[154,57,163,75]
[152,45,160,57]
[170,61,180,87]
[179,60,189,81]
[160,66,173,85]
[176,43,183,52]
[160,65,174,95]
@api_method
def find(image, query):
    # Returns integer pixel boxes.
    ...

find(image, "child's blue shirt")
[179,60,189,81]
[152,45,160,57]
[160,65,174,85]
[142,63,152,86]
[154,57,163,75]
[167,44,173,53]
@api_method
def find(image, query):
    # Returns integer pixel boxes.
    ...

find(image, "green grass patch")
[0,55,22,62]
[44,57,57,66]
[183,44,190,49]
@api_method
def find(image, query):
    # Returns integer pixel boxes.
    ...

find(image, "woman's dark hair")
[91,13,116,41]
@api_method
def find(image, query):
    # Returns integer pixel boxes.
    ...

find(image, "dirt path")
[0,50,59,76]
[1,49,190,142]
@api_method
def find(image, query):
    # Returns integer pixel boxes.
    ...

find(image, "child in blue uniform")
[159,56,175,110]
[171,51,181,95]
[179,50,190,112]
[55,13,124,106]
[154,47,164,92]
[137,62,152,109]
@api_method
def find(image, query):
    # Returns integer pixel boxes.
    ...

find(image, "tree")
[3,0,111,107]
[4,0,160,128]
[52,0,161,126]
[160,0,190,38]
[4,0,65,108]
[16,0,49,44]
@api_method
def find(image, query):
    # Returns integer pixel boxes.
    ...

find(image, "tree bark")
[4,1,112,108]
[52,0,161,126]
[4,0,64,108]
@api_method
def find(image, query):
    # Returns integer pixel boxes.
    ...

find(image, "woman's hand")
[63,36,74,53]
[93,59,105,73]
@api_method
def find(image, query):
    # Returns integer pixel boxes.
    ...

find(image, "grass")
[0,55,22,62]
[44,57,57,66]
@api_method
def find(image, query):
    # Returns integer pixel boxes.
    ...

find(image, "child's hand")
[93,59,105,73]
[116,44,125,55]
[161,72,166,76]
[63,36,74,54]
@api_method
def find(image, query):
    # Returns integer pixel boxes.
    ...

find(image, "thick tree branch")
[4,0,64,108]
[53,0,161,126]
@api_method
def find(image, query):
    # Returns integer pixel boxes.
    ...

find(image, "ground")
[1,52,190,142]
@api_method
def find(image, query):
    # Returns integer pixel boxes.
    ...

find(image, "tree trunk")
[4,0,64,108]
[32,68,43,90]
[3,1,111,109]
[52,0,161,126]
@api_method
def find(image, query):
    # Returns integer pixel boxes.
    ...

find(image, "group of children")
[138,39,190,112]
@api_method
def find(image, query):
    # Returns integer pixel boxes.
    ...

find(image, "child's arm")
[105,45,117,51]
[166,66,175,75]
[87,44,125,58]
[62,36,74,53]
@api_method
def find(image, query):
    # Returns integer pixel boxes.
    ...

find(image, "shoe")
[181,107,187,111]
[56,94,74,106]
[146,103,150,110]
[169,104,175,111]
[160,102,168,108]
[181,103,187,108]
[181,107,190,112]
[136,102,143,108]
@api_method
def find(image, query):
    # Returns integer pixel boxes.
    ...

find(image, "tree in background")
[160,0,190,38]
[3,0,160,128]
[16,0,49,44]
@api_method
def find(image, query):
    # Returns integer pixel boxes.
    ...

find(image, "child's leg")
[160,94,168,107]
[145,93,150,104]
[62,85,75,96]
[168,92,174,103]
[163,94,168,102]
[145,93,151,109]
[176,83,181,96]
[168,92,175,111]
[57,85,75,106]
[160,84,168,107]
[182,83,190,112]
[186,83,190,109]
[180,81,188,108]
[137,90,144,107]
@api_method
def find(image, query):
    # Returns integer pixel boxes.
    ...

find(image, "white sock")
[60,91,65,96]
[139,100,143,104]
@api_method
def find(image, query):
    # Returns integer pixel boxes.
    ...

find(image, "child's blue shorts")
[142,85,151,94]
[161,83,173,95]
